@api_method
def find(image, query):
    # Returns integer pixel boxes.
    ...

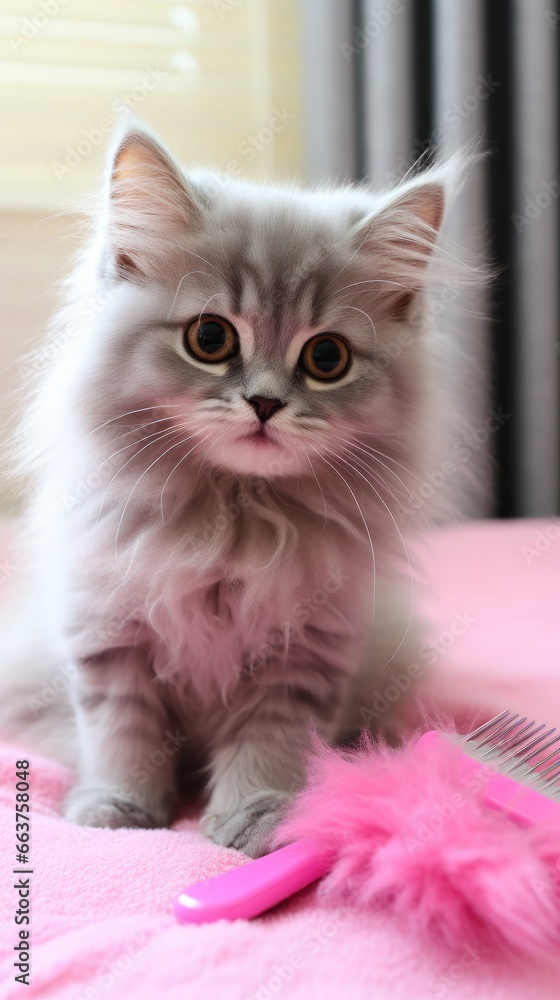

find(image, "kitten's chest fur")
[60,482,373,701]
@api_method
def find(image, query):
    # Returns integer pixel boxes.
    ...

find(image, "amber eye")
[299,334,350,381]
[184,315,238,363]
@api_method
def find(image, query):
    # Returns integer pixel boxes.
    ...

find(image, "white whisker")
[83,404,196,441]
[328,448,415,670]
[334,278,408,296]
[115,432,210,579]
[326,433,435,534]
[355,441,461,526]
[166,270,215,319]
[94,427,182,528]
[337,305,378,345]
[305,454,329,530]
[197,294,222,327]
[159,429,219,523]
[307,443,376,624]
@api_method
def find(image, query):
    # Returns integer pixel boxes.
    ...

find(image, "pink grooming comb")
[174,710,560,926]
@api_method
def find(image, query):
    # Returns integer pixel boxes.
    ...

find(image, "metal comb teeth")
[462,709,560,791]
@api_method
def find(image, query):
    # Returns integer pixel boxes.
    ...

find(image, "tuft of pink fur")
[274,731,560,961]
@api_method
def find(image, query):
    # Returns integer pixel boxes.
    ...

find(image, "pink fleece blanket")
[1,518,559,999]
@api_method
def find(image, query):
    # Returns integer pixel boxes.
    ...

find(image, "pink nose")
[246,396,285,423]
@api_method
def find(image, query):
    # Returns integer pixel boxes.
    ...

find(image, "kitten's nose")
[246,395,285,423]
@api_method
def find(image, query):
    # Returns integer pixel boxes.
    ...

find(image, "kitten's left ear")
[103,121,202,282]
[352,176,446,317]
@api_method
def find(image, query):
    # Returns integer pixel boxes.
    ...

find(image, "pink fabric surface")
[416,518,560,728]
[0,518,559,999]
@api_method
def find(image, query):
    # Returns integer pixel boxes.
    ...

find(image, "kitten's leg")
[202,674,341,858]
[64,648,178,829]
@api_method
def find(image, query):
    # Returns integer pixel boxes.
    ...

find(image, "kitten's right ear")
[104,122,202,282]
[350,177,447,320]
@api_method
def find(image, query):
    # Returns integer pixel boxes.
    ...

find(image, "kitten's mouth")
[215,423,301,475]
[241,426,276,445]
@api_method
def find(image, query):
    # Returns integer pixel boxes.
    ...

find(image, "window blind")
[0,0,304,209]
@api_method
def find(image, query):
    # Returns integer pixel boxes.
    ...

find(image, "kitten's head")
[77,122,459,484]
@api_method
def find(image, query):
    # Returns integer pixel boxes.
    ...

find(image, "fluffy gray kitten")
[1,122,467,857]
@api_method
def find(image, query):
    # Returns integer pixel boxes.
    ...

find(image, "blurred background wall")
[0,0,559,518]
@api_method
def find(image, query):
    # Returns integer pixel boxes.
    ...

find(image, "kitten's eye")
[185,315,238,363]
[300,334,350,381]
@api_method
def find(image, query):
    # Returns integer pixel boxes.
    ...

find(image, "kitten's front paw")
[64,785,169,830]
[203,791,291,858]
